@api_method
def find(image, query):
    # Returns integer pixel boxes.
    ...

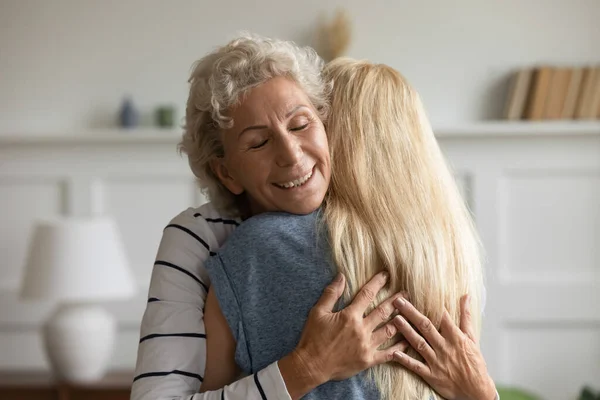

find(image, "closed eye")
[250,139,268,149]
[290,123,309,132]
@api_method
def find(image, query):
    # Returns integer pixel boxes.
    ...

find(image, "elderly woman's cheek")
[311,126,331,185]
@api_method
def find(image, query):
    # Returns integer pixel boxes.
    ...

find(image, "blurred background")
[0,1,599,399]
[1,0,599,131]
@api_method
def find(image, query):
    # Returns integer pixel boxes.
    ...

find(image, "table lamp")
[19,216,136,383]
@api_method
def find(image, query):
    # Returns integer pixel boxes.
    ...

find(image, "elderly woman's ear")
[210,158,245,196]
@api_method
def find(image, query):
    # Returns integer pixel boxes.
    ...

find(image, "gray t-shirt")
[206,211,379,399]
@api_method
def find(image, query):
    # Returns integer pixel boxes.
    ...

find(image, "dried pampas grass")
[318,8,352,61]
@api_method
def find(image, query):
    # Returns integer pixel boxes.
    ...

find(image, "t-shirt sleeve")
[205,253,252,372]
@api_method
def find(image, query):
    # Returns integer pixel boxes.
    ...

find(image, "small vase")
[119,97,139,129]
[155,105,176,128]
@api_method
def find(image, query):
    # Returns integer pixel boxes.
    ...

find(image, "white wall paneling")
[0,136,201,371]
[431,123,600,399]
[0,124,599,399]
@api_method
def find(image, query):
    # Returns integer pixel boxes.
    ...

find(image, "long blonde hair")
[323,58,484,400]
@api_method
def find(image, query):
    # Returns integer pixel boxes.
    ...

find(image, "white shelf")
[434,121,600,137]
[0,122,599,145]
[0,129,182,145]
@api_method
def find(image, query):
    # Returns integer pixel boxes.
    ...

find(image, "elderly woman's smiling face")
[212,77,331,216]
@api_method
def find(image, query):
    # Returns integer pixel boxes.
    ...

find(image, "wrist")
[480,375,497,400]
[278,348,327,400]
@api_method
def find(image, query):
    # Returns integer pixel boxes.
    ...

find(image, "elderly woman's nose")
[275,135,303,167]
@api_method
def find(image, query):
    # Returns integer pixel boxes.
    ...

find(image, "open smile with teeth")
[275,169,313,189]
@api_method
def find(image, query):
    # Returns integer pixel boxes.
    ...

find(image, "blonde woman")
[203,57,497,399]
[322,58,493,399]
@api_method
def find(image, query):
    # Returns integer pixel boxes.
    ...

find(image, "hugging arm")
[203,271,410,399]
[201,288,241,391]
[130,209,289,400]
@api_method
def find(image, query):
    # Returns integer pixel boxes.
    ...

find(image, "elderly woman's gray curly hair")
[179,33,331,217]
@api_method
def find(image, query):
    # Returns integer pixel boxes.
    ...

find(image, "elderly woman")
[202,56,496,399]
[131,34,497,400]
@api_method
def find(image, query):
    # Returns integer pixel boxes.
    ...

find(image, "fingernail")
[394,351,403,359]
[381,271,389,281]
[465,295,471,308]
[334,273,343,282]
[394,297,406,308]
[394,315,404,326]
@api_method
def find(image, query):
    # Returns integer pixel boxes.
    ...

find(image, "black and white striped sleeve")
[130,204,291,400]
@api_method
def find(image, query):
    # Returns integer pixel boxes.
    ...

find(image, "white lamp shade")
[20,216,136,301]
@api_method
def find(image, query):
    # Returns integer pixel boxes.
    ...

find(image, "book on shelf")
[504,69,533,120]
[575,67,599,119]
[544,68,571,119]
[505,64,599,121]
[588,67,600,119]
[524,67,553,120]
[561,68,584,119]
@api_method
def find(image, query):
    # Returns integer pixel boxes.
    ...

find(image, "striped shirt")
[131,202,291,400]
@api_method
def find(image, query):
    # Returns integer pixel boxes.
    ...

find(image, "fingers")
[314,273,345,312]
[392,350,432,379]
[393,297,445,350]
[348,271,389,314]
[392,315,437,365]
[459,294,477,343]
[371,318,399,346]
[439,309,462,341]
[364,291,405,330]
[374,340,409,365]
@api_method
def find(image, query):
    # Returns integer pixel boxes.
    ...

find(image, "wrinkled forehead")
[227,77,314,124]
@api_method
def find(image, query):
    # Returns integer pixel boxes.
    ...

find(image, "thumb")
[460,294,476,343]
[315,273,345,312]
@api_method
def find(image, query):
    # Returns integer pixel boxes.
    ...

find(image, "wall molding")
[0,121,598,145]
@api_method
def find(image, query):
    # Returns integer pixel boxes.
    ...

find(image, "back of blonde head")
[323,58,484,400]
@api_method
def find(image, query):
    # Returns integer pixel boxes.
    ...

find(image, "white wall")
[1,0,599,134]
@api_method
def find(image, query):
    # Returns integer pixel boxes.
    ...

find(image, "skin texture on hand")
[392,294,497,400]
[279,272,408,399]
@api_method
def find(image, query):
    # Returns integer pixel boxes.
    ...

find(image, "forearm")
[278,350,326,400]
[132,362,290,400]
[196,363,292,400]
[481,376,499,400]
[199,351,325,400]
